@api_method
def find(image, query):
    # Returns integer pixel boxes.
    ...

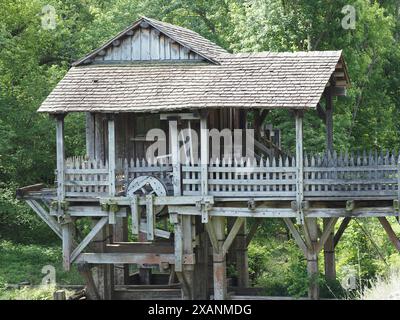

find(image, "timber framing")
[18,15,399,301]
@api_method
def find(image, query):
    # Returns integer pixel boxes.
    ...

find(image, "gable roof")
[39,51,348,113]
[72,16,228,66]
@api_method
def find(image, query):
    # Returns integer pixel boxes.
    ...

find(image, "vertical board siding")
[92,26,203,63]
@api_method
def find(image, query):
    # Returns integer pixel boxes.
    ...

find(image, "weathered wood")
[246,219,261,247]
[334,217,351,248]
[378,217,400,252]
[295,111,304,224]
[70,217,108,263]
[105,242,174,254]
[86,113,95,159]
[108,117,116,196]
[130,195,140,235]
[283,218,307,255]
[77,263,100,300]
[90,219,113,300]
[170,120,181,196]
[16,184,45,199]
[323,218,337,281]
[200,114,209,223]
[236,221,249,287]
[305,218,319,300]
[222,217,244,254]
[146,194,155,240]
[212,216,227,300]
[315,218,338,253]
[53,290,66,300]
[77,252,175,264]
[56,115,65,202]
[26,200,62,239]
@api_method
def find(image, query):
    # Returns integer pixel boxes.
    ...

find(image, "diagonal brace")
[222,217,245,255]
[70,217,108,263]
[315,218,338,253]
[284,218,308,255]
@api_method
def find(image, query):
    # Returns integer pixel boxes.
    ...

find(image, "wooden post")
[295,111,304,224]
[56,114,72,271]
[193,216,209,299]
[323,218,336,281]
[108,116,116,197]
[86,112,95,159]
[182,214,194,299]
[378,217,400,252]
[305,218,319,299]
[236,220,249,288]
[169,120,181,195]
[53,290,66,300]
[94,113,105,163]
[56,115,65,203]
[325,87,334,152]
[113,216,129,285]
[91,219,114,300]
[213,217,227,300]
[323,87,336,281]
[200,112,209,223]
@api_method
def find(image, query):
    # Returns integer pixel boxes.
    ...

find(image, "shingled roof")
[39,50,348,113]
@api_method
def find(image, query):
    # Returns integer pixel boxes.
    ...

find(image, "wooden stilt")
[378,217,400,252]
[212,217,227,300]
[193,217,209,299]
[113,216,129,285]
[91,219,114,300]
[236,221,249,288]
[305,218,319,299]
[323,218,336,281]
[323,87,336,282]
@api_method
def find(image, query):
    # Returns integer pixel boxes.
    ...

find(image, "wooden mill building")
[18,16,400,300]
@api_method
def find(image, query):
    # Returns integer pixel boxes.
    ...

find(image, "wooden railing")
[64,157,109,197]
[63,151,400,200]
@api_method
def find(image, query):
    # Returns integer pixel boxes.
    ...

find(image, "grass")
[0,285,75,300]
[0,240,83,299]
[358,269,400,300]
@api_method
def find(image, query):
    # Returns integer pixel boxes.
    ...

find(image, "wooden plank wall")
[93,26,204,63]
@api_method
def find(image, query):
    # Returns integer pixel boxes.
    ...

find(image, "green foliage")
[0,240,82,288]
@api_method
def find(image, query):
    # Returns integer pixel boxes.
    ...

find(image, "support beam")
[305,218,319,300]
[90,219,113,300]
[77,263,100,300]
[70,217,108,263]
[169,120,181,196]
[323,218,337,281]
[200,113,209,223]
[55,115,65,203]
[295,111,304,224]
[323,87,336,281]
[236,221,249,287]
[283,218,307,256]
[85,112,95,159]
[246,219,261,248]
[212,216,227,300]
[108,116,116,197]
[26,200,62,239]
[378,217,400,252]
[325,87,334,152]
[222,217,245,254]
[315,218,338,253]
[334,217,352,248]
